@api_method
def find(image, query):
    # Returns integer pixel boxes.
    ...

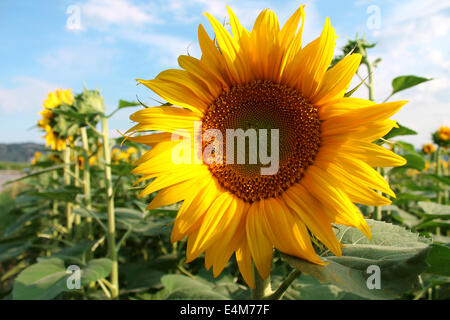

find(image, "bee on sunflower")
[126,6,407,287]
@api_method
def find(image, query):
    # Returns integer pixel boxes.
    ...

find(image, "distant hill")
[0,143,45,163]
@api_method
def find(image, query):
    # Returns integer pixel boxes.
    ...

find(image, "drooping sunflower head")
[38,89,75,151]
[422,143,435,155]
[127,6,407,287]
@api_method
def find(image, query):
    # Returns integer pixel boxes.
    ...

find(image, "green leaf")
[13,258,69,300]
[47,240,96,263]
[402,153,425,170]
[385,205,420,228]
[161,274,230,300]
[118,100,140,109]
[4,164,68,185]
[418,201,450,217]
[12,258,113,300]
[422,174,450,186]
[283,220,430,299]
[384,123,417,140]
[391,75,431,95]
[426,244,450,276]
[121,263,164,292]
[80,258,113,286]
[344,76,366,97]
[0,240,32,263]
[30,186,82,202]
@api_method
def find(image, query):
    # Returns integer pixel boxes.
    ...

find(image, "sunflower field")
[0,5,449,303]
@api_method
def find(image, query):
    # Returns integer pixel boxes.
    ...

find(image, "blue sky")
[0,0,449,147]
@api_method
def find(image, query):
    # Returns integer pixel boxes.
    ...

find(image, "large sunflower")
[38,89,75,151]
[126,6,407,287]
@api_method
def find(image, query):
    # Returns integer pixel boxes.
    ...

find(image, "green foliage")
[283,220,431,299]
[391,76,432,95]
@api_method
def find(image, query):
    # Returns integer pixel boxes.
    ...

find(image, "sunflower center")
[202,80,320,203]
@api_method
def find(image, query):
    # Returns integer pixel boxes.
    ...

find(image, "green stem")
[73,149,82,239]
[435,147,442,235]
[80,127,93,241]
[435,147,442,204]
[267,269,301,300]
[252,265,272,300]
[364,60,383,220]
[63,147,73,234]
[101,117,119,299]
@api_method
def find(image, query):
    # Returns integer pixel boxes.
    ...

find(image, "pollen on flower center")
[202,80,321,203]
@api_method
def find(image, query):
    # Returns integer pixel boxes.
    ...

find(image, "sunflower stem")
[101,116,119,299]
[252,266,273,300]
[80,127,93,243]
[267,269,301,300]
[435,146,442,204]
[63,147,74,235]
[72,148,82,239]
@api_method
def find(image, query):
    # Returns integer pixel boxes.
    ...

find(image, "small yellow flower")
[438,126,450,141]
[31,152,41,165]
[126,147,138,155]
[406,169,420,177]
[38,89,75,151]
[422,143,435,155]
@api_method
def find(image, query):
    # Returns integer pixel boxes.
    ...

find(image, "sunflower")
[126,6,407,287]
[422,143,435,155]
[38,89,75,151]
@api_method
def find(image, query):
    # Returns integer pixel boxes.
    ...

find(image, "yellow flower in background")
[77,155,98,170]
[422,143,435,155]
[43,89,75,109]
[126,6,407,287]
[438,126,450,141]
[38,89,75,151]
[126,147,138,155]
[406,169,419,177]
[31,151,41,165]
[424,161,430,172]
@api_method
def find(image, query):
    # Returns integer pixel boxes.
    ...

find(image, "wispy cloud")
[0,77,59,113]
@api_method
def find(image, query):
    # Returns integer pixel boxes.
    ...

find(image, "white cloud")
[74,0,163,31]
[38,42,118,79]
[0,77,59,113]
[345,0,450,146]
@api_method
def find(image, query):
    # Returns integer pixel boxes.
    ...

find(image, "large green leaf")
[283,220,430,299]
[391,75,431,95]
[385,205,420,228]
[81,258,113,286]
[12,258,113,300]
[161,274,230,300]
[418,201,450,218]
[13,258,69,300]
[426,244,450,276]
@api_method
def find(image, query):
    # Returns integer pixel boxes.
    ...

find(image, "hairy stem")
[102,117,119,299]
[252,266,273,299]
